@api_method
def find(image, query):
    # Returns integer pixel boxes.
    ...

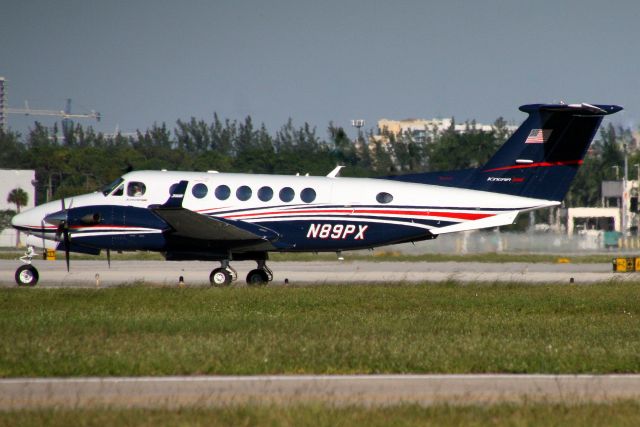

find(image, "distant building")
[373,117,517,144]
[0,169,36,247]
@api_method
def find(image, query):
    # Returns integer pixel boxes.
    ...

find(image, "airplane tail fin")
[387,103,622,202]
[470,103,622,201]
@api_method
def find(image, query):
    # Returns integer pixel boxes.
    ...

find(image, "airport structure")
[373,117,518,144]
[0,169,36,247]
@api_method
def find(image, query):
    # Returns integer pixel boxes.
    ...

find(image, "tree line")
[0,114,635,209]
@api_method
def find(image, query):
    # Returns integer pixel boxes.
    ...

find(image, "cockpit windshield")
[101,177,124,196]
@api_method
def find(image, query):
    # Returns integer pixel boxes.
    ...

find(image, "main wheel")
[246,269,269,286]
[210,268,232,287]
[15,265,39,287]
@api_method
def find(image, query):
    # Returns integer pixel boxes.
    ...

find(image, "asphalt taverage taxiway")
[0,259,630,287]
[2,375,640,409]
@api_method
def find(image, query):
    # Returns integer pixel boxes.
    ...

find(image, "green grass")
[2,402,640,427]
[2,282,640,377]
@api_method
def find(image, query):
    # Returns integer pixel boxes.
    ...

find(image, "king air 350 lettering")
[306,223,368,240]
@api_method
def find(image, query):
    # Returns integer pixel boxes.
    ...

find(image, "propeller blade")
[107,249,111,268]
[40,219,46,254]
[63,229,70,272]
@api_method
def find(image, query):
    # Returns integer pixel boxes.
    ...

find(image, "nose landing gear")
[15,246,39,286]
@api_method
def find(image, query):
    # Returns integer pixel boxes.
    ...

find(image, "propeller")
[44,198,71,272]
[40,219,46,256]
[60,198,70,272]
[107,249,111,269]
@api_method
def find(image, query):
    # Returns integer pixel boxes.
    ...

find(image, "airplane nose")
[10,212,24,229]
[10,206,53,232]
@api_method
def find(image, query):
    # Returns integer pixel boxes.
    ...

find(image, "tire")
[246,269,269,286]
[15,265,39,287]
[210,268,232,287]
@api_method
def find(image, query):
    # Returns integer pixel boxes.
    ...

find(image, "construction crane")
[5,98,100,123]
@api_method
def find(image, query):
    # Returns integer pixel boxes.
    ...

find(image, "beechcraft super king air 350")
[11,103,622,286]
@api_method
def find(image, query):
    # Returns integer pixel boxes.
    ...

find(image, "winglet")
[162,181,188,208]
[327,165,345,178]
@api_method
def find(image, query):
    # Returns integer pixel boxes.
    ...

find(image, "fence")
[390,231,637,255]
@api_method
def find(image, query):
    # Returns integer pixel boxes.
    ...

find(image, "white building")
[374,117,518,144]
[0,169,36,247]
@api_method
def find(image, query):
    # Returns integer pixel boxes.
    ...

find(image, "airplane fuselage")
[13,170,554,257]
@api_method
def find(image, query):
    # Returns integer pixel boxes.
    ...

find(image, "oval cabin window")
[279,187,295,202]
[301,188,316,203]
[192,183,208,199]
[376,192,393,204]
[236,185,252,201]
[215,185,231,200]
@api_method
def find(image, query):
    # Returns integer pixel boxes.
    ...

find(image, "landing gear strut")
[208,259,274,287]
[15,246,39,286]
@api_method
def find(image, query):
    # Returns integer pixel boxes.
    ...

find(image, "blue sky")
[1,0,638,138]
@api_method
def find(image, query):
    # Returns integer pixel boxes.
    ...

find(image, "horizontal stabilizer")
[429,211,520,235]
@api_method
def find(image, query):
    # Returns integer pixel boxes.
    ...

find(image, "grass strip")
[1,282,640,377]
[2,401,640,427]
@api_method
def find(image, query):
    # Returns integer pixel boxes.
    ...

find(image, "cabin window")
[127,182,146,197]
[301,188,316,203]
[279,187,295,202]
[192,183,208,199]
[376,192,393,204]
[258,186,273,202]
[215,185,231,200]
[236,185,252,201]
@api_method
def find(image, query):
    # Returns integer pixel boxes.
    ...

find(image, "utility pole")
[622,144,629,236]
[351,119,365,144]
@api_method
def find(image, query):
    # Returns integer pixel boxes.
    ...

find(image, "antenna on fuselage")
[327,165,345,178]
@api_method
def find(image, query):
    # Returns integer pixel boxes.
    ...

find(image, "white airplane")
[11,103,622,286]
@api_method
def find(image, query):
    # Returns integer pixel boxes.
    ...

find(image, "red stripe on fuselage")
[483,159,583,173]
[224,208,493,221]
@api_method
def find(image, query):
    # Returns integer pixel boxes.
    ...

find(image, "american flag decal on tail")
[525,129,552,144]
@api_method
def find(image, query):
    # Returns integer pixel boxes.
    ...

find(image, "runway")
[2,375,640,409]
[0,259,630,287]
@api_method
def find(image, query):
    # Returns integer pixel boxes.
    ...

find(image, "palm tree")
[7,188,28,246]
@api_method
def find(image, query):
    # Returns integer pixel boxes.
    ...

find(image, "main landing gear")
[15,246,39,287]
[209,259,273,287]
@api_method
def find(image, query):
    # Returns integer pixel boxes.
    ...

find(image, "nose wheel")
[16,265,39,286]
[15,246,39,286]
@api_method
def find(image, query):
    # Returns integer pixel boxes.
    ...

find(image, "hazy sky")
[1,0,638,138]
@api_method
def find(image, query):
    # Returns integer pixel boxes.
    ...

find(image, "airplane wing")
[152,206,279,241]
[151,180,279,242]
